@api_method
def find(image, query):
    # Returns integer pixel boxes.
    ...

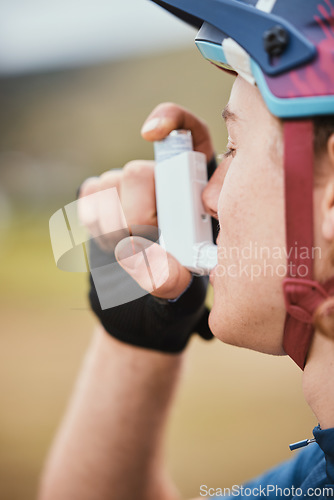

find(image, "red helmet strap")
[282,120,334,369]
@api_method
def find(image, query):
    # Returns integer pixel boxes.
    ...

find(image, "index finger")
[141,102,214,162]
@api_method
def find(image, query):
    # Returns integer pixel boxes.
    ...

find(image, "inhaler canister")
[154,129,193,162]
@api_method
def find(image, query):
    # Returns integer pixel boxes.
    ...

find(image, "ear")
[321,134,334,241]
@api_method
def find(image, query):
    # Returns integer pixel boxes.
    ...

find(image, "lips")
[209,265,216,285]
[210,231,221,284]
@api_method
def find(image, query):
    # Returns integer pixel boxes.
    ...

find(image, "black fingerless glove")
[89,269,213,353]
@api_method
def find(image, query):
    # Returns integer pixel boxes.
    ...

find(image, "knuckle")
[79,177,100,198]
[154,101,178,114]
[99,170,114,183]
[99,170,121,190]
[122,160,154,180]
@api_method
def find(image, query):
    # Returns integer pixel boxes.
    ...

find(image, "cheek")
[212,157,287,354]
[218,169,249,249]
[218,159,285,252]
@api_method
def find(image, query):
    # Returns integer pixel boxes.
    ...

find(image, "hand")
[78,103,214,352]
[79,102,215,300]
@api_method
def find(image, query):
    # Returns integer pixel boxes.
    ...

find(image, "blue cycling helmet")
[149,0,334,370]
[151,0,334,118]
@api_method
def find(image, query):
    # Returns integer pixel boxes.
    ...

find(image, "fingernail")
[142,243,169,289]
[118,252,144,271]
[115,237,144,269]
[115,236,170,292]
[141,117,162,134]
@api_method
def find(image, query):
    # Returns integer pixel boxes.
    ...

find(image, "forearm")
[38,326,184,500]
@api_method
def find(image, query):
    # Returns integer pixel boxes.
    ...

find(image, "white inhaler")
[154,130,218,274]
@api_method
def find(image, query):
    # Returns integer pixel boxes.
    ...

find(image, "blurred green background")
[0,40,316,500]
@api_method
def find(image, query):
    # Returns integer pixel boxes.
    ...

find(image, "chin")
[208,308,242,346]
[208,308,286,356]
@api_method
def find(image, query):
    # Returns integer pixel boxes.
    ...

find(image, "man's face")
[205,76,286,355]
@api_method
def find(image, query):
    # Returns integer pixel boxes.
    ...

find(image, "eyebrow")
[222,105,238,123]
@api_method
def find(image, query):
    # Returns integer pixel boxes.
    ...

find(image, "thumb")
[115,236,191,299]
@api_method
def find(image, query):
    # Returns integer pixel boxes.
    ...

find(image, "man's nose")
[202,160,229,219]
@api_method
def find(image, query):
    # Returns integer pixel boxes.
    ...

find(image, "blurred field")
[0,48,316,500]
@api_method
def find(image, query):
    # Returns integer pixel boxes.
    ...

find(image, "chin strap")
[283,121,334,369]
